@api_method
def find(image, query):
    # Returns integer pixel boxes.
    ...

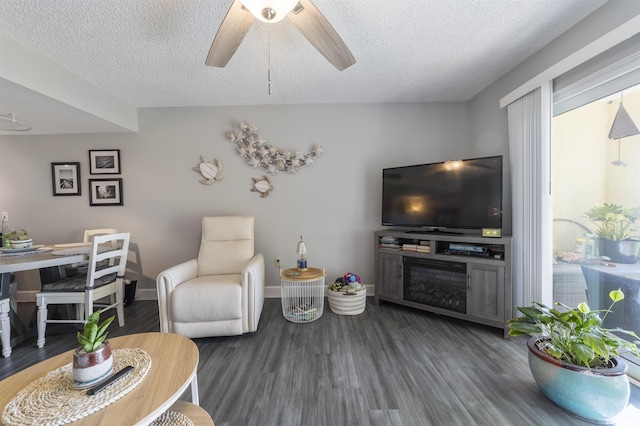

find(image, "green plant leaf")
[76,312,114,352]
[86,311,100,325]
[507,322,542,336]
[516,306,544,318]
[608,327,640,340]
[582,331,610,360]
[77,332,93,353]
[609,289,624,303]
[92,335,107,352]
[96,315,115,339]
[546,345,563,359]
[571,342,596,367]
[77,332,89,345]
[584,203,640,240]
[84,322,98,344]
[577,302,590,314]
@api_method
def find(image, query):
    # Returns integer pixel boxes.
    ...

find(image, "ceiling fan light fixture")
[241,0,298,23]
[0,113,31,131]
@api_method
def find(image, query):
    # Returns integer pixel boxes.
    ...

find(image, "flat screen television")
[382,155,502,231]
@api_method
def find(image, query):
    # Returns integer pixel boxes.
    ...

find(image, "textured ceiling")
[0,0,608,134]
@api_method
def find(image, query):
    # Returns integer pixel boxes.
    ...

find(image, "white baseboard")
[15,284,375,302]
[135,288,158,300]
[266,283,375,298]
[100,283,374,300]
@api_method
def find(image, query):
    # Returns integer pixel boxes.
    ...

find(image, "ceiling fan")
[206,0,355,71]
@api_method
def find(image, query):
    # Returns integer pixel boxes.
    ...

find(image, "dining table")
[581,262,640,332]
[0,244,92,353]
[0,332,200,425]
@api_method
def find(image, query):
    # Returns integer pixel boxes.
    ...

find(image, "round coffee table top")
[0,332,199,425]
[280,267,326,281]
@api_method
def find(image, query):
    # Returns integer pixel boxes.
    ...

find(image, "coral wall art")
[228,121,323,174]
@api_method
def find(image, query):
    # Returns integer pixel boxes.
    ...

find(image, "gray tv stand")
[374,229,513,336]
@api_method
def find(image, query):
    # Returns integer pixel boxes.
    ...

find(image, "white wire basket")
[280,267,326,323]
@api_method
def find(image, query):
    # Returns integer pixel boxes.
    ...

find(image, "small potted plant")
[584,203,640,263]
[327,272,366,315]
[508,289,640,423]
[72,311,115,388]
[3,228,32,249]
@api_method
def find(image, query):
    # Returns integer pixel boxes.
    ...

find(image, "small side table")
[280,267,326,323]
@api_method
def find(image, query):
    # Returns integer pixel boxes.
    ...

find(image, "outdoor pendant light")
[608,92,639,167]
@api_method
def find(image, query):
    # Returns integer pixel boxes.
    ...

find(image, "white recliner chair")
[156,216,265,338]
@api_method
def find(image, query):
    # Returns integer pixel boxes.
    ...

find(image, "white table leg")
[1,299,11,357]
[190,374,199,405]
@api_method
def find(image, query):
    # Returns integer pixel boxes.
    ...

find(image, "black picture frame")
[51,162,81,196]
[89,149,121,174]
[89,178,123,206]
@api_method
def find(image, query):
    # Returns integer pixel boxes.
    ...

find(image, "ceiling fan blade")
[205,0,255,67]
[287,0,355,71]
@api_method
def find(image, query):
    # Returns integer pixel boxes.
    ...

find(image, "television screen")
[382,155,502,230]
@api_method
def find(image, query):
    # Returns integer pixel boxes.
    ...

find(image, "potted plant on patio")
[508,289,640,423]
[3,228,32,249]
[73,311,115,388]
[584,203,640,263]
[327,272,366,315]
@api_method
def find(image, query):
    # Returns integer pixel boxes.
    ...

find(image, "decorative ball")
[329,277,346,292]
[343,272,360,283]
[330,273,363,293]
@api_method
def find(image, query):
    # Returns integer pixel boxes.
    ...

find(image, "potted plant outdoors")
[327,272,366,315]
[584,203,640,263]
[3,228,32,249]
[508,289,640,424]
[72,311,115,389]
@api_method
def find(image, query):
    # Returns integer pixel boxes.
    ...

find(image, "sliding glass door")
[552,83,640,378]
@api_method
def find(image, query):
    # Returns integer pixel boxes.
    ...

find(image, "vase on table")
[72,340,113,388]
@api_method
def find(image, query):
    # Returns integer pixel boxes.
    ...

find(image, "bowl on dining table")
[9,239,33,249]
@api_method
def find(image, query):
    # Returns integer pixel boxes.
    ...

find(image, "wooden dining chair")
[84,228,119,243]
[35,232,130,348]
[40,228,119,282]
[75,228,118,276]
[37,228,120,323]
[0,296,10,357]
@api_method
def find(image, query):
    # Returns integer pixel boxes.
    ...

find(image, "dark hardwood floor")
[2,299,639,425]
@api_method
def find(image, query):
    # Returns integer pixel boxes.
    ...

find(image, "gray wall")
[0,102,472,295]
[469,0,639,150]
[467,0,640,239]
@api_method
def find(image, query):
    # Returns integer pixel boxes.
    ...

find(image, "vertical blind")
[507,84,554,309]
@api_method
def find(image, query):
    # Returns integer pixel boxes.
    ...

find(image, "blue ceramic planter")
[527,337,630,424]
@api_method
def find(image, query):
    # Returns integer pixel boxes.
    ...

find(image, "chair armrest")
[241,253,265,332]
[156,258,198,333]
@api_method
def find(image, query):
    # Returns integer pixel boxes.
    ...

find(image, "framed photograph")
[89,178,123,206]
[51,162,81,196]
[89,149,121,174]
